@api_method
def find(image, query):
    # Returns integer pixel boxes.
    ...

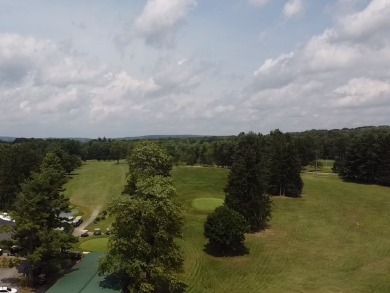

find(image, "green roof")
[46,253,120,293]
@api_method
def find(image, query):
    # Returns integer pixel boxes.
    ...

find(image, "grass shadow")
[203,243,249,257]
[0,277,20,286]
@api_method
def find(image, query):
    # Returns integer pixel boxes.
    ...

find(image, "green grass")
[306,160,335,173]
[67,164,390,292]
[173,167,390,293]
[191,198,223,212]
[64,160,128,219]
[79,238,109,252]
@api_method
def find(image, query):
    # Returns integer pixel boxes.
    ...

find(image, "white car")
[0,287,17,293]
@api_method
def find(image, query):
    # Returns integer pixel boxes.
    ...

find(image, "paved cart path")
[72,207,101,237]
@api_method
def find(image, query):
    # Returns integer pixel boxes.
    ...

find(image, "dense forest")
[1,126,389,210]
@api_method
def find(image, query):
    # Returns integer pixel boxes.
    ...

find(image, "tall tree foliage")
[267,130,303,197]
[11,152,76,284]
[0,143,44,209]
[123,141,172,195]
[337,131,390,185]
[224,132,271,232]
[99,141,185,293]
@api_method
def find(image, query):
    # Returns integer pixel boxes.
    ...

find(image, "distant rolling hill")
[119,134,211,140]
[0,136,16,142]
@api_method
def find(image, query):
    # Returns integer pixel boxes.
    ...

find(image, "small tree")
[204,205,248,255]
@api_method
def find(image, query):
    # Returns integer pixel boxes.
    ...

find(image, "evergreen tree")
[267,130,303,197]
[224,132,271,232]
[11,152,76,285]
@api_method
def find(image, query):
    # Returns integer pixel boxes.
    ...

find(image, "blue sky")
[0,0,389,138]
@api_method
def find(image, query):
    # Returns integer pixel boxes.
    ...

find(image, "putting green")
[79,238,108,252]
[191,198,224,212]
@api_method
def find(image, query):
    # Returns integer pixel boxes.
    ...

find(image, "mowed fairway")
[172,167,390,293]
[64,160,128,218]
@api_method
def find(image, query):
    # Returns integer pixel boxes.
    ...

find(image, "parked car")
[8,245,19,256]
[0,287,18,293]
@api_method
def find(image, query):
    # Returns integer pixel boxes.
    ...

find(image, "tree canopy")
[204,205,248,255]
[11,152,76,284]
[224,132,272,232]
[99,141,185,293]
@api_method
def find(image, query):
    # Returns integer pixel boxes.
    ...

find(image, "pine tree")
[224,132,271,232]
[11,152,76,285]
[267,130,303,197]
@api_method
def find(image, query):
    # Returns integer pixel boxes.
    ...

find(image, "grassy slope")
[66,163,390,292]
[172,167,390,293]
[64,160,128,219]
[79,238,109,252]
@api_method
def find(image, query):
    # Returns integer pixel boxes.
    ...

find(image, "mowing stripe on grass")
[191,198,224,212]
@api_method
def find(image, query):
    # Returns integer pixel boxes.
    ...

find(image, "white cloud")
[338,0,390,41]
[333,78,390,108]
[133,0,197,48]
[244,0,390,130]
[0,33,212,135]
[283,0,305,18]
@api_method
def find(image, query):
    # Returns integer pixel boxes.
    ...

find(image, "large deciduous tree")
[123,141,172,195]
[224,132,271,232]
[100,141,185,293]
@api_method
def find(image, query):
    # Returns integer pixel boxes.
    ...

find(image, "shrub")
[204,205,248,255]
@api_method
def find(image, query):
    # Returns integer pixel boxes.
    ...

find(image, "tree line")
[334,129,390,185]
[0,139,82,210]
[2,125,389,212]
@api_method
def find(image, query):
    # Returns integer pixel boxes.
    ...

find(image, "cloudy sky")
[0,0,389,138]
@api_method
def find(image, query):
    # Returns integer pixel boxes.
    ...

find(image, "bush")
[0,257,21,268]
[204,205,248,255]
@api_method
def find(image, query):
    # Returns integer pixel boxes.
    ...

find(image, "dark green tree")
[267,130,303,197]
[224,132,271,232]
[0,143,43,209]
[204,205,247,254]
[11,152,76,285]
[338,132,382,183]
[110,140,126,164]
